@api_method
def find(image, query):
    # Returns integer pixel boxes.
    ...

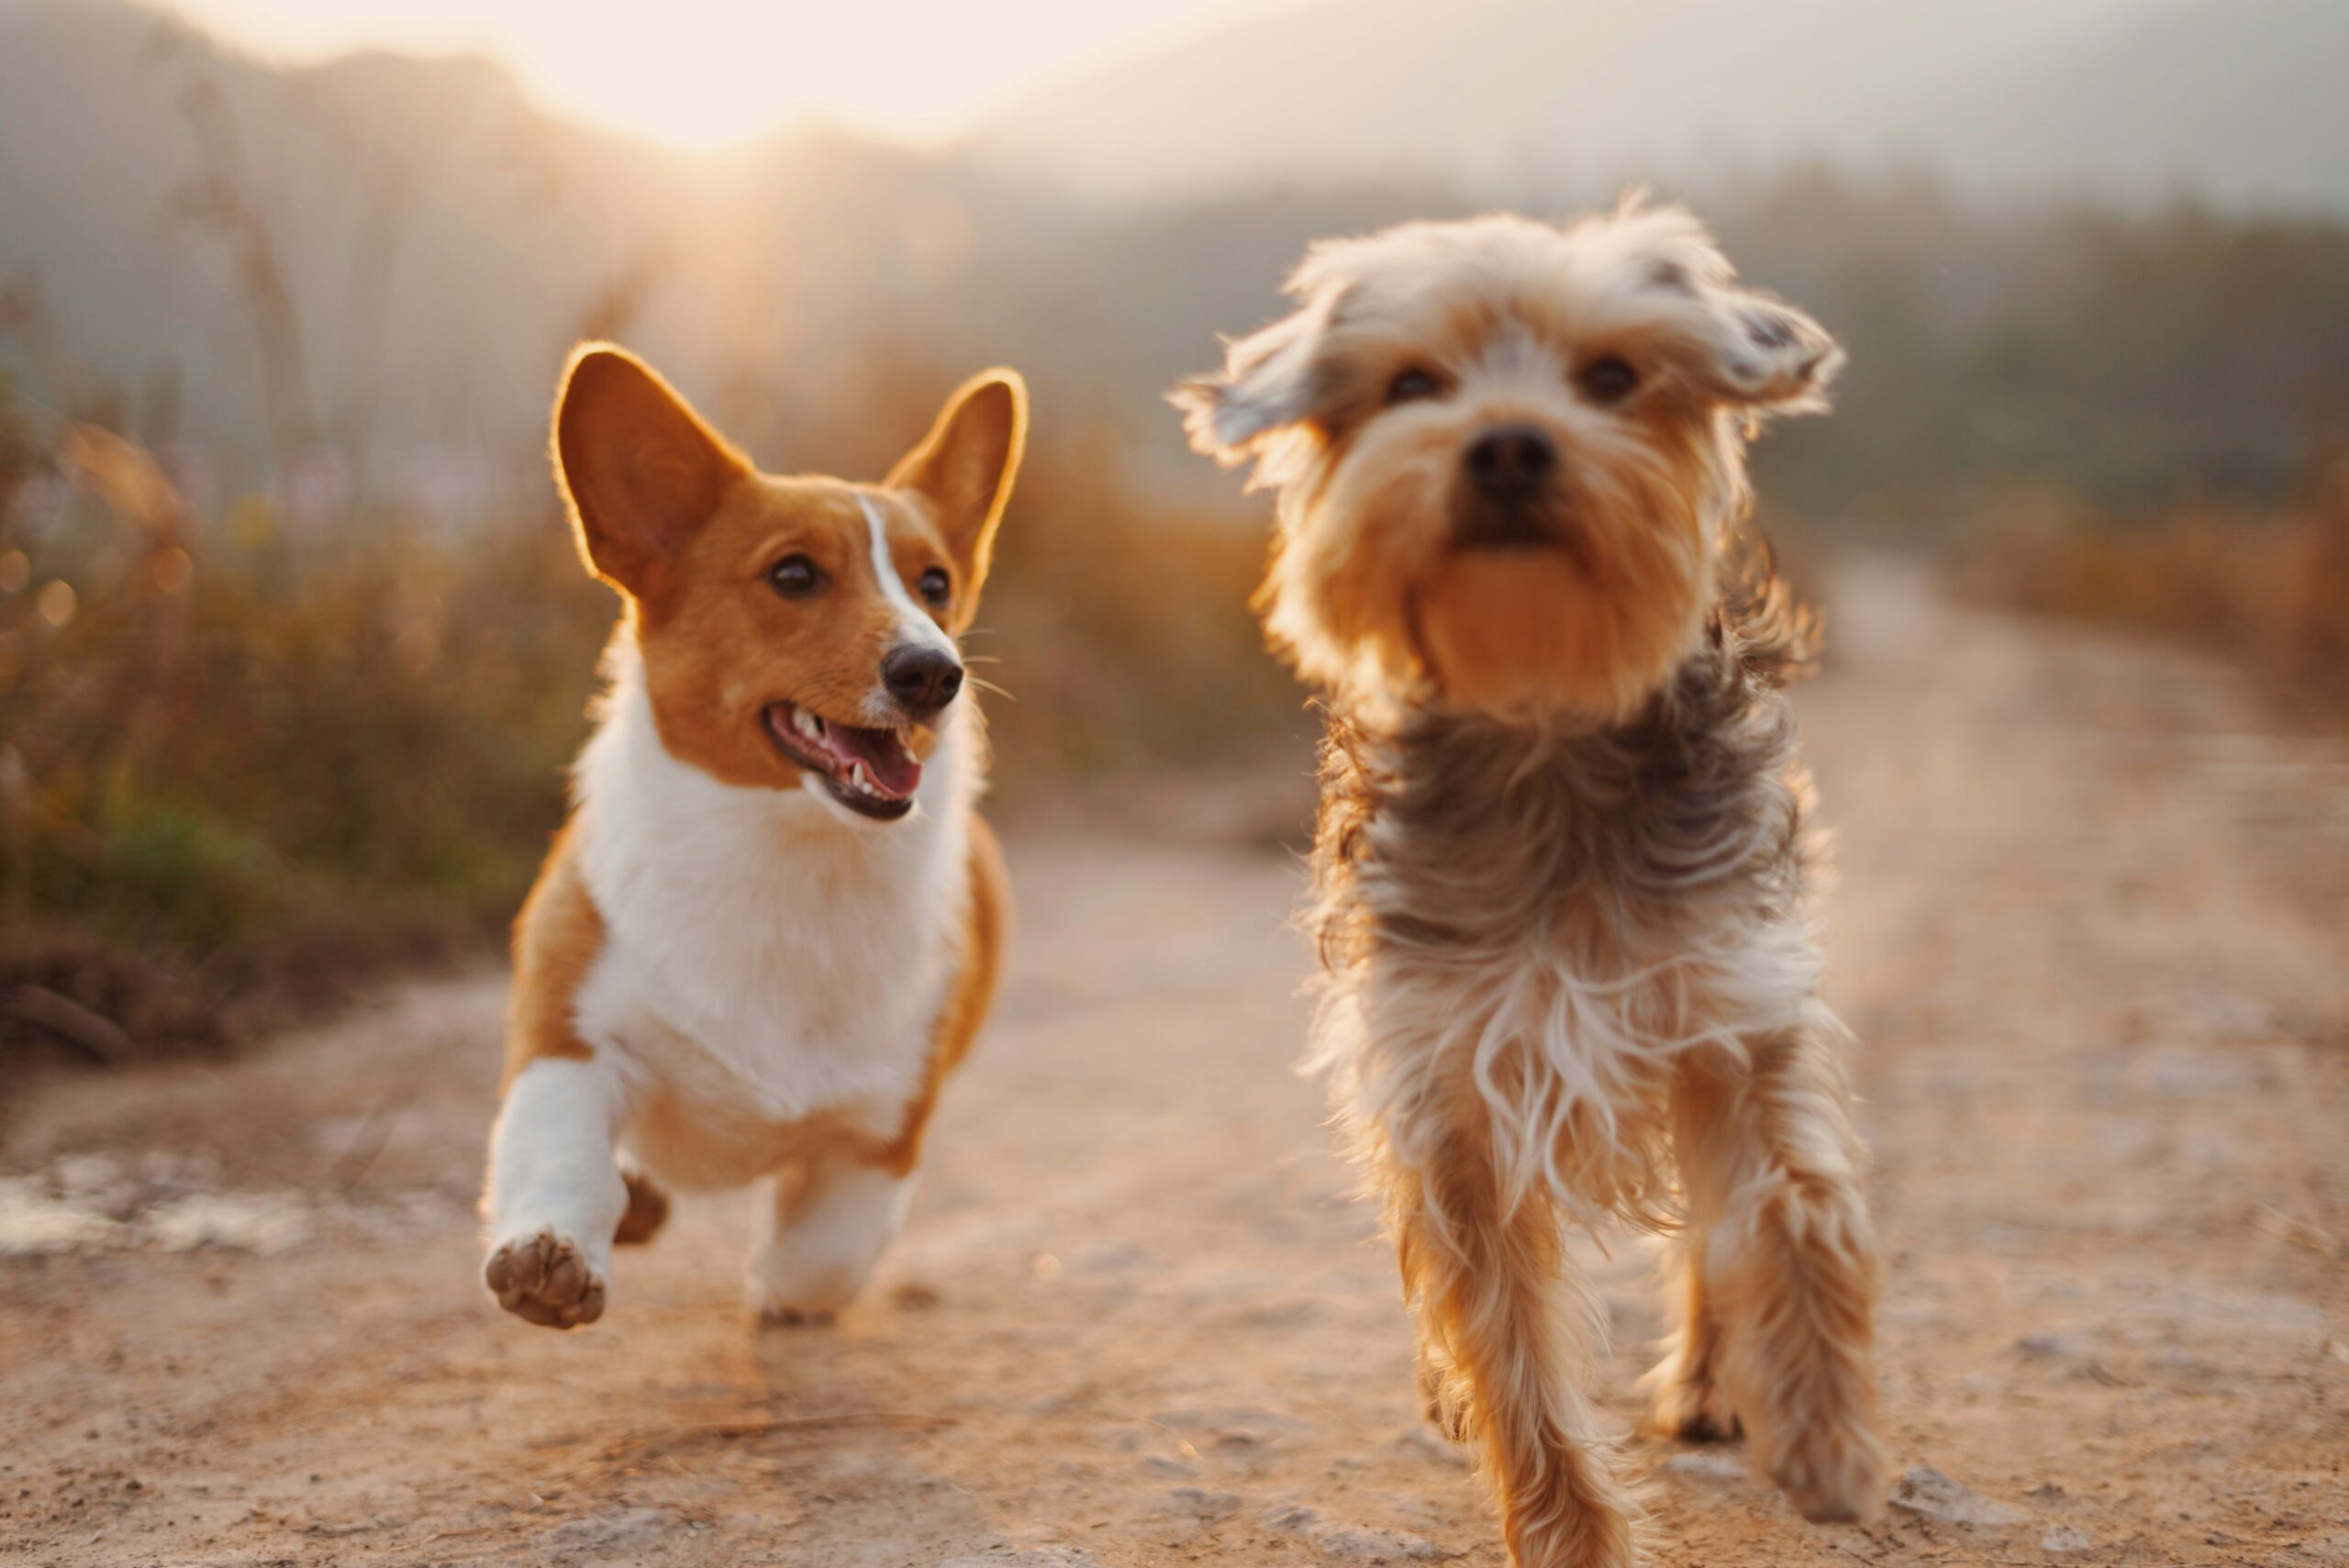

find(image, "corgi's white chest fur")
[569,639,973,1166]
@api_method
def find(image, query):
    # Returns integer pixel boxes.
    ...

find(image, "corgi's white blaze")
[749,1159,918,1318]
[484,1054,629,1281]
[569,634,975,1184]
[858,492,959,726]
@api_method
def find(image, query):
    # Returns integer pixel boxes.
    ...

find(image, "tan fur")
[1655,1036,1885,1520]
[549,348,1023,793]
[1179,205,1885,1567]
[501,822,602,1087]
[1183,205,1830,728]
[887,373,1027,612]
[490,344,1022,1305]
[1389,1118,1639,1568]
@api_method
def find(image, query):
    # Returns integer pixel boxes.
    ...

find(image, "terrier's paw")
[1656,1399,1742,1445]
[1767,1422,1889,1525]
[1648,1367,1741,1444]
[1416,1352,1475,1442]
[485,1229,607,1329]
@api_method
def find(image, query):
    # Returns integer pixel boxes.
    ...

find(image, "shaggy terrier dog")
[1175,203,1888,1567]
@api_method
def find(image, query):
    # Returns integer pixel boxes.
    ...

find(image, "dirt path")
[5,562,2346,1568]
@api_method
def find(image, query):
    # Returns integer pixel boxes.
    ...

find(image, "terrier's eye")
[917,566,952,607]
[1578,356,1640,406]
[768,554,823,597]
[1386,368,1442,406]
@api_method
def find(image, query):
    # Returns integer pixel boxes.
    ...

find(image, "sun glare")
[154,0,1293,151]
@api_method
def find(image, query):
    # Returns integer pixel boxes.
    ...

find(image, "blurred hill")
[0,0,1067,496]
[974,0,2349,214]
[1893,0,2349,215]
[1,0,2345,516]
[1,0,668,469]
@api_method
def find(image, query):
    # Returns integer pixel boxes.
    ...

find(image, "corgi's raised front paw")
[485,1229,607,1329]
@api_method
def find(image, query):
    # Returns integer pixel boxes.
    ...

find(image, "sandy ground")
[4,562,2346,1568]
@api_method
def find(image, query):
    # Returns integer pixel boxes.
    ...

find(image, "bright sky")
[150,0,1298,150]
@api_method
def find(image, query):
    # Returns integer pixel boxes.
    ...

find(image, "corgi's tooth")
[794,709,824,741]
[851,761,874,795]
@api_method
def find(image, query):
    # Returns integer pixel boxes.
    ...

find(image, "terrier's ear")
[1679,287,1842,413]
[1601,205,1842,414]
[887,369,1026,602]
[552,343,750,598]
[1172,285,1343,466]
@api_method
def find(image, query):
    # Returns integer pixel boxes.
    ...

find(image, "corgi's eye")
[917,566,952,607]
[768,554,823,597]
[1578,356,1640,406]
[1386,368,1441,406]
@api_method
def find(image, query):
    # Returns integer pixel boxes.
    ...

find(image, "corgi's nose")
[882,645,963,717]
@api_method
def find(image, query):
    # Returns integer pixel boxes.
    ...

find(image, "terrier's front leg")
[1645,1226,1739,1443]
[1646,1059,1742,1444]
[1682,1027,1888,1524]
[1383,1125,1634,1568]
[484,1055,630,1329]
[749,1155,915,1325]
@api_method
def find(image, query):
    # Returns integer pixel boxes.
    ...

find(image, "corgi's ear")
[886,369,1026,601]
[551,343,750,599]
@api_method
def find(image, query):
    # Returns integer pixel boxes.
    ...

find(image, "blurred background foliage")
[1954,456,2349,711]
[1,0,2344,1062]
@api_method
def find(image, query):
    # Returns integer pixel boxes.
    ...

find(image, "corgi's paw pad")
[485,1229,607,1329]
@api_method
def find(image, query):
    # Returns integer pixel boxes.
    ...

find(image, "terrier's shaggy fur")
[1176,203,1888,1567]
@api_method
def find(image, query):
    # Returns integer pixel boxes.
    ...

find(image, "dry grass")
[0,414,615,1064]
[1954,452,2349,709]
[0,375,1294,1070]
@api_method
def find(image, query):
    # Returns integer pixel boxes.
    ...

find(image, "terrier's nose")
[882,644,963,717]
[1464,424,1557,498]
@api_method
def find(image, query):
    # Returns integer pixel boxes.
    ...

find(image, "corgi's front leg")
[749,1155,915,1325]
[484,1053,631,1329]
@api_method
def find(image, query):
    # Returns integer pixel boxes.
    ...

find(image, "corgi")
[482,344,1023,1329]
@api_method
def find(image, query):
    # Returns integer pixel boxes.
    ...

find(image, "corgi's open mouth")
[764,703,921,821]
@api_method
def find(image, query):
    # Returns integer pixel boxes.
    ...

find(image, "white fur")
[749,1159,918,1317]
[1205,206,1882,1553]
[484,1054,630,1282]
[858,493,959,723]
[1325,899,1832,1230]
[567,635,974,1188]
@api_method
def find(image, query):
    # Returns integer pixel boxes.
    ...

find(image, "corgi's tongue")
[821,723,922,800]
